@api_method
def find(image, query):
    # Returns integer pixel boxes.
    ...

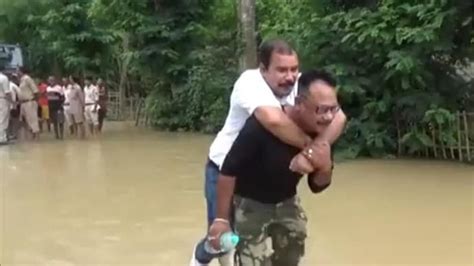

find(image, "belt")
[20,99,34,104]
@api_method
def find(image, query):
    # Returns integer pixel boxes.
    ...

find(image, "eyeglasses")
[315,105,340,115]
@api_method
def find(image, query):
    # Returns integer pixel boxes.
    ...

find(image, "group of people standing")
[0,66,108,144]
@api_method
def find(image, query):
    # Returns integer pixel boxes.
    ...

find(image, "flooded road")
[1,122,473,266]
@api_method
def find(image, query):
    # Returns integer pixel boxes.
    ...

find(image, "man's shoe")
[189,244,209,266]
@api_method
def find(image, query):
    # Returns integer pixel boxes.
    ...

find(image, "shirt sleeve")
[11,83,19,95]
[5,83,12,94]
[220,116,265,177]
[232,71,281,115]
[0,76,9,94]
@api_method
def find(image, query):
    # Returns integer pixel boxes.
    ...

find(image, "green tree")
[274,0,472,158]
[0,0,472,159]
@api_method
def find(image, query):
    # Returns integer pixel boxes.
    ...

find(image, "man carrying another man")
[210,70,340,265]
[190,39,346,266]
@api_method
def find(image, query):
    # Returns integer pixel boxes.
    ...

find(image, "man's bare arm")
[255,107,347,149]
[255,106,311,149]
[215,174,236,221]
[208,174,235,249]
[256,107,346,174]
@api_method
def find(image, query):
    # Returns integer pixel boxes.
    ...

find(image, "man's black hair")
[71,76,80,84]
[297,69,337,97]
[19,66,29,74]
[258,38,295,69]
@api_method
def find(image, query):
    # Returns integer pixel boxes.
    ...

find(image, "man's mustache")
[281,81,295,88]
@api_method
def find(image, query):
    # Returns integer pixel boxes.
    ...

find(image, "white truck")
[0,43,24,73]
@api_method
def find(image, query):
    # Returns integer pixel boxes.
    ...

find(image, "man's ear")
[259,63,266,72]
[295,95,304,105]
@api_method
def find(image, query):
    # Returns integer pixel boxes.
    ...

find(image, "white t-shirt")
[47,84,64,94]
[9,82,18,100]
[84,85,99,104]
[208,69,298,168]
[63,85,70,104]
[47,85,64,102]
[64,84,83,113]
[9,82,19,109]
[0,73,9,98]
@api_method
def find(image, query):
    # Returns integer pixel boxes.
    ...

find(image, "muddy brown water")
[1,122,472,266]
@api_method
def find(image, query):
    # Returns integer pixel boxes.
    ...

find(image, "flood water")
[1,122,473,266]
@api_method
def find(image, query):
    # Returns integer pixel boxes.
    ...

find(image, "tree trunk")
[118,33,131,119]
[238,0,257,72]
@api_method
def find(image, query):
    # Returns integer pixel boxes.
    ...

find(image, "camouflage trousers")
[233,195,308,266]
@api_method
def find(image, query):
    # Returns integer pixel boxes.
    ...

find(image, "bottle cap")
[230,234,240,246]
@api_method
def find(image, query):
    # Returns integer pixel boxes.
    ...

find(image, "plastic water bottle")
[204,231,240,254]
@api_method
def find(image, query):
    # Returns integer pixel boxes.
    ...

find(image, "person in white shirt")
[64,76,85,139]
[8,78,19,109]
[47,76,65,139]
[83,77,100,136]
[7,74,20,141]
[190,39,347,266]
[62,77,74,136]
[0,66,11,144]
